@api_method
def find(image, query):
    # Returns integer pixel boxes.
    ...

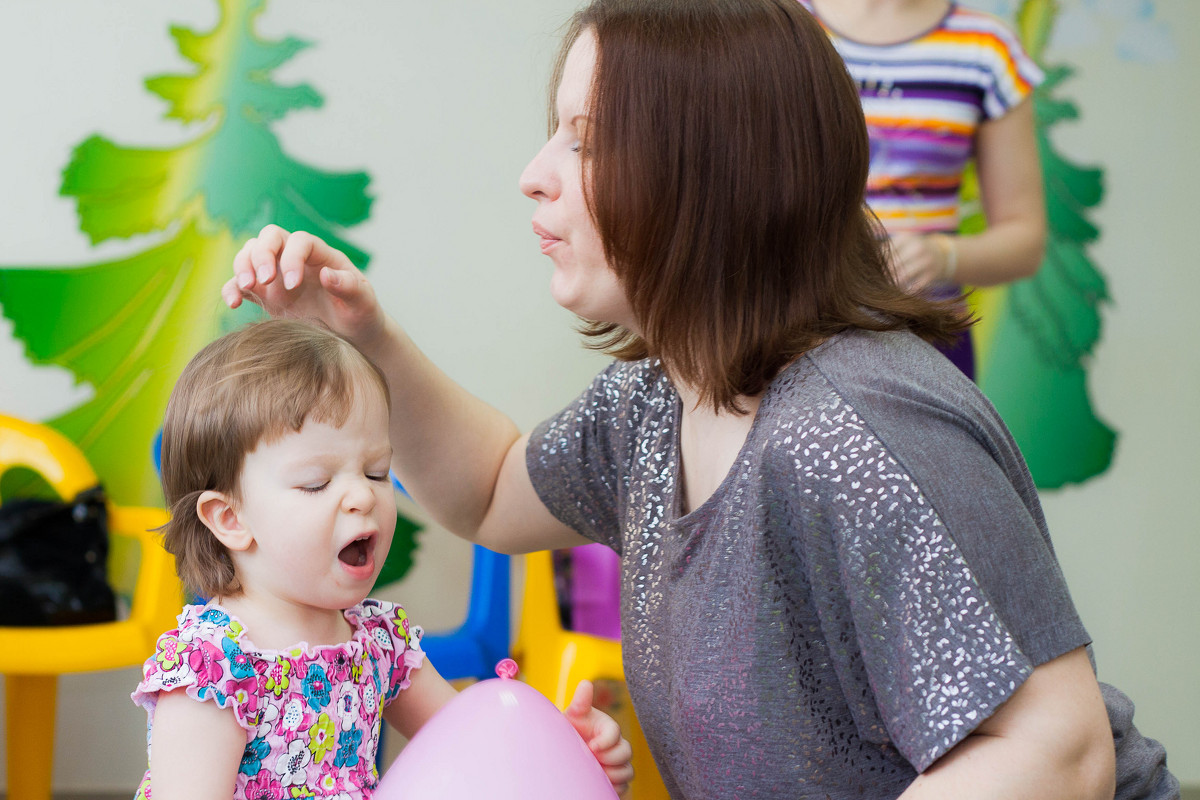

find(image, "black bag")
[0,484,118,626]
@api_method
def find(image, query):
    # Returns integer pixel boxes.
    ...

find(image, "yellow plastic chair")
[0,413,182,800]
[512,549,670,800]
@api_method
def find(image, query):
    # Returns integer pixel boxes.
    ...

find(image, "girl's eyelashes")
[570,141,582,153]
[367,473,389,483]
[298,482,329,494]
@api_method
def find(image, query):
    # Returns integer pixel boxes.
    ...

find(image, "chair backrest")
[0,413,97,502]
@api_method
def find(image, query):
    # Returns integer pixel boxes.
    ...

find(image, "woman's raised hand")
[222,225,387,348]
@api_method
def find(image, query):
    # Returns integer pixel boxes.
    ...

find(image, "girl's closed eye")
[366,472,389,483]
[298,481,330,494]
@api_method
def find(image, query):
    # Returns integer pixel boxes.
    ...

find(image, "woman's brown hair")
[159,319,390,599]
[553,0,969,412]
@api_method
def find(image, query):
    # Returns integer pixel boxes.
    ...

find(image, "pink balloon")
[376,661,619,800]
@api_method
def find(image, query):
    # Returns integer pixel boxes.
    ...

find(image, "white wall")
[0,0,1194,791]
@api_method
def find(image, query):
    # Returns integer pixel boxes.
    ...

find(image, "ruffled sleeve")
[130,605,261,732]
[354,599,426,706]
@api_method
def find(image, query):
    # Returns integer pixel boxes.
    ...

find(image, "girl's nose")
[519,140,558,201]
[341,478,377,514]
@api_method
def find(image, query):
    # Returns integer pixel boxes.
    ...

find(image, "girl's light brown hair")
[554,0,970,412]
[159,319,390,599]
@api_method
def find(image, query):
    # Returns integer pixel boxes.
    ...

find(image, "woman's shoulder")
[773,329,1014,464]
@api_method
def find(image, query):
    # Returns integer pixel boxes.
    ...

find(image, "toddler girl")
[131,319,632,799]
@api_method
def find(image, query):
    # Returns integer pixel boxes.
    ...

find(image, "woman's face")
[519,30,636,330]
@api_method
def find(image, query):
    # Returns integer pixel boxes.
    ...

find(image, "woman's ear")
[196,491,254,551]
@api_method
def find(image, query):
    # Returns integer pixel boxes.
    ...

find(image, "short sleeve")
[130,607,259,731]
[808,435,1038,771]
[798,339,1090,770]
[526,362,634,550]
[355,599,426,705]
[977,13,1044,119]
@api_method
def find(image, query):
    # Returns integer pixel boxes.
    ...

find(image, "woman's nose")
[519,140,558,201]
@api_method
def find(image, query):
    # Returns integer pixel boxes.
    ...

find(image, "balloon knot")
[495,658,519,680]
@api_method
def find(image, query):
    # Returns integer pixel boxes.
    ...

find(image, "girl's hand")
[222,225,388,350]
[887,233,955,292]
[565,680,635,794]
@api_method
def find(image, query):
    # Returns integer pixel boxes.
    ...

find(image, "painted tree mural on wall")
[0,0,419,583]
[967,0,1116,488]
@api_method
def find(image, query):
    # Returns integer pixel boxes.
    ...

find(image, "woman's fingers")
[247,224,290,285]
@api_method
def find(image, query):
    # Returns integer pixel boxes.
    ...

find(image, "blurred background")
[0,0,1194,793]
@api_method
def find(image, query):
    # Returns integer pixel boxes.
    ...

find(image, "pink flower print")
[344,757,371,790]
[264,658,291,698]
[244,770,283,800]
[325,650,352,683]
[276,695,314,743]
[334,682,361,731]
[274,739,312,786]
[187,640,224,688]
[155,634,187,671]
[309,712,337,764]
[224,676,260,719]
[315,762,340,794]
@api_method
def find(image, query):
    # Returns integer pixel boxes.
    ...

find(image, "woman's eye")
[367,473,389,483]
[298,482,329,494]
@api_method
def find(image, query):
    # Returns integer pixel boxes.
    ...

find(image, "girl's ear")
[196,491,254,551]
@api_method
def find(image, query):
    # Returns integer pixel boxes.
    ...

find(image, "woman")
[222,1,1175,797]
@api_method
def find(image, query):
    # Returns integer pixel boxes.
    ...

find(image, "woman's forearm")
[362,316,523,538]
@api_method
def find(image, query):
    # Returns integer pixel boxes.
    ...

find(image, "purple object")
[569,543,621,639]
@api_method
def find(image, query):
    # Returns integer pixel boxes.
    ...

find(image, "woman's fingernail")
[237,272,254,289]
[283,272,298,290]
[256,264,272,282]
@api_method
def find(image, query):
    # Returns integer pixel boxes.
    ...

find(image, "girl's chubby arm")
[148,690,246,800]
[222,225,589,555]
[381,656,459,740]
[898,646,1115,800]
[383,666,634,794]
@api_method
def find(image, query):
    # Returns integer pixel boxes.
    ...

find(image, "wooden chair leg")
[6,674,57,800]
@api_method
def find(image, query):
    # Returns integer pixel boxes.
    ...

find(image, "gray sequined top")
[527,329,1176,800]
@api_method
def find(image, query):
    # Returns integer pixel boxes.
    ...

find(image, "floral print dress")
[132,598,424,800]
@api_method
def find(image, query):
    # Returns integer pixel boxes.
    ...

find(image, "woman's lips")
[533,222,562,253]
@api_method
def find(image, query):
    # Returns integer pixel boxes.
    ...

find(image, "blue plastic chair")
[418,545,510,680]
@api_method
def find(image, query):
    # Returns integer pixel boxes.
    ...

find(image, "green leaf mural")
[966,0,1117,488]
[0,0,420,580]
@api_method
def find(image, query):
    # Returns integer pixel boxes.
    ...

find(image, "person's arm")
[382,657,460,739]
[898,647,1115,800]
[889,98,1046,290]
[222,226,588,554]
[147,690,245,799]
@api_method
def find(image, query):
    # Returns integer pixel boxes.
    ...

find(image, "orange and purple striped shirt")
[801,2,1043,234]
